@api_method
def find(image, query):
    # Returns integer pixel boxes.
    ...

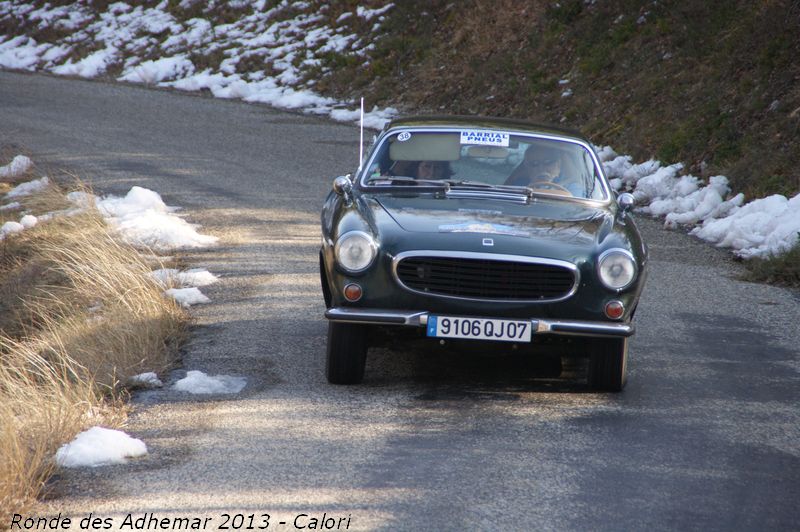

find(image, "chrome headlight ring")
[597,248,637,291]
[334,231,378,273]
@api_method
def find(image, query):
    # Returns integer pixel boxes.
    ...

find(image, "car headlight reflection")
[598,249,637,290]
[335,231,377,272]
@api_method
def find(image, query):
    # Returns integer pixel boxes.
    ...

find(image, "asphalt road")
[2,71,799,531]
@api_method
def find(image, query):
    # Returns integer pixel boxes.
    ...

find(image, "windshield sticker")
[438,222,529,237]
[397,131,411,142]
[460,130,509,147]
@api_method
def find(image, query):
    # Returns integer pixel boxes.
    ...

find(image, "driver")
[390,160,452,179]
[504,143,571,195]
[416,160,452,179]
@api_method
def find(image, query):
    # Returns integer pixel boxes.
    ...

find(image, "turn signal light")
[343,283,363,302]
[604,300,625,320]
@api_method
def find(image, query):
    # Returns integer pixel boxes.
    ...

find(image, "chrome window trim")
[391,250,580,303]
[358,126,612,204]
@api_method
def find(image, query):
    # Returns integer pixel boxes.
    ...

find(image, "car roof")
[384,115,590,143]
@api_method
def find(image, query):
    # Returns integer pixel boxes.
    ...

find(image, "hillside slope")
[318,0,800,199]
[2,1,797,199]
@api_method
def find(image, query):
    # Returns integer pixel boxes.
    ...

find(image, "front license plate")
[426,315,532,343]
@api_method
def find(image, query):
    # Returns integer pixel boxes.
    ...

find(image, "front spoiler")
[325,307,634,338]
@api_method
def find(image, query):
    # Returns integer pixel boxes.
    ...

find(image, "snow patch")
[95,187,218,251]
[127,372,163,388]
[6,176,49,198]
[19,214,38,229]
[0,155,34,178]
[598,147,800,258]
[56,427,147,467]
[172,370,246,394]
[0,221,24,238]
[151,268,219,288]
[691,194,800,258]
[165,286,210,306]
[118,55,194,84]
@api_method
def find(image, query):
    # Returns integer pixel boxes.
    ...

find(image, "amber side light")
[343,283,363,302]
[604,300,624,320]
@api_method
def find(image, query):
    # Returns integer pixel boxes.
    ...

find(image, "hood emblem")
[482,238,494,246]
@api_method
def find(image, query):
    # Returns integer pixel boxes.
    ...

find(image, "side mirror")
[333,175,353,203]
[617,192,635,213]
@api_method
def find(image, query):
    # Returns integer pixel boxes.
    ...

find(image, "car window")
[363,130,607,200]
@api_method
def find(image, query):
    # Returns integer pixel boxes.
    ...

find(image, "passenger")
[391,160,452,179]
[416,160,452,179]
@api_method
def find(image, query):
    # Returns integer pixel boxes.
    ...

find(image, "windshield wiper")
[442,180,494,188]
[445,180,535,196]
[367,176,450,188]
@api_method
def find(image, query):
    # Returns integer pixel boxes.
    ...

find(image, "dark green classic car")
[320,116,647,391]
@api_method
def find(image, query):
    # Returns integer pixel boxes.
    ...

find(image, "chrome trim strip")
[325,307,634,337]
[325,308,428,326]
[391,250,580,303]
[541,320,634,337]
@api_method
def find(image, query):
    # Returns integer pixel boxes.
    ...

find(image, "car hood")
[373,194,613,247]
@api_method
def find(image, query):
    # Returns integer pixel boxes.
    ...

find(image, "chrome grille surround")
[392,250,579,303]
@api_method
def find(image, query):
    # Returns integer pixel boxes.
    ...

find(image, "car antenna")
[358,97,364,173]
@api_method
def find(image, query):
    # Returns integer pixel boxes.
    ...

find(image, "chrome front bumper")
[325,307,634,338]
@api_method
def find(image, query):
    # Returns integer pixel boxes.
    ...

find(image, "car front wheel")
[326,322,368,384]
[587,337,628,392]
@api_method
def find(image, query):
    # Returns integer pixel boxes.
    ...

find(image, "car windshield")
[362,130,607,200]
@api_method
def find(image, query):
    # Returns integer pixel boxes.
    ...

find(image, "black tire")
[587,337,628,392]
[326,322,368,384]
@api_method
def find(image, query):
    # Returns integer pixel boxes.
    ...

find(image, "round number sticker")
[397,131,411,142]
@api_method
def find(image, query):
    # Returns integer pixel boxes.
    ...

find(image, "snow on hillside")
[0,0,398,128]
[0,2,797,258]
[596,147,800,259]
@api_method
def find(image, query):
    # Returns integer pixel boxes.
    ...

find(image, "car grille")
[395,255,576,301]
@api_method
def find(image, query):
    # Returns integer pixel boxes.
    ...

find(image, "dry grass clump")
[0,339,110,525]
[743,238,800,288]
[0,178,187,520]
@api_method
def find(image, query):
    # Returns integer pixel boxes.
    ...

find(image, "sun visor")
[389,133,460,161]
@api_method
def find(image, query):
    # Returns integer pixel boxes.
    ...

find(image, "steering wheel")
[530,181,572,195]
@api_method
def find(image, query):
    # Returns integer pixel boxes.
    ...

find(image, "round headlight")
[598,249,637,290]
[335,231,377,272]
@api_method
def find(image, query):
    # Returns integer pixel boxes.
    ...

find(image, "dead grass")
[0,177,187,520]
[743,238,800,287]
[0,338,112,525]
